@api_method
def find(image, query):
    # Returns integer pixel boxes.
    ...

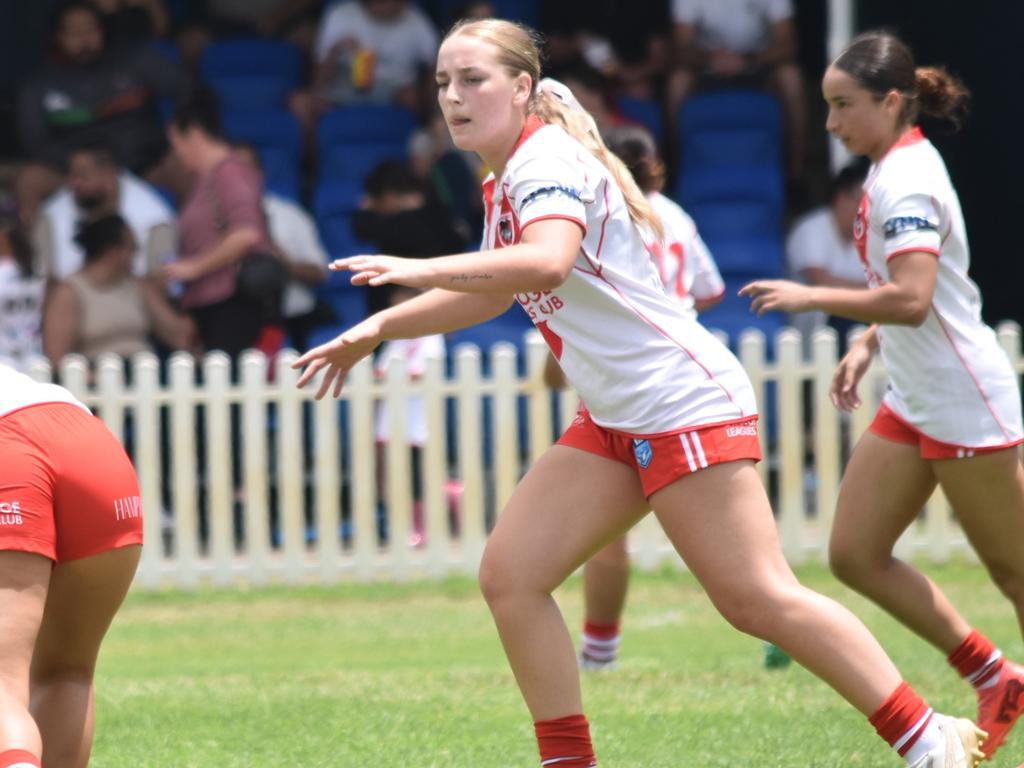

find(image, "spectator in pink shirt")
[162,91,280,357]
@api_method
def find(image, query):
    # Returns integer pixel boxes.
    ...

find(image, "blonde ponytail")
[530,90,664,241]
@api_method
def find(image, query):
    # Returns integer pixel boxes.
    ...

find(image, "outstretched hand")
[292,318,382,399]
[330,255,433,288]
[830,341,874,412]
[738,279,813,315]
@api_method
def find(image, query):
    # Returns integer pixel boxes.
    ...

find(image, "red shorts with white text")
[869,403,1023,460]
[556,409,762,497]
[0,403,143,562]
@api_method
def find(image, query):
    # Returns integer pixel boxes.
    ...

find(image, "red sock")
[534,713,596,766]
[869,682,935,757]
[0,750,40,768]
[948,629,1004,688]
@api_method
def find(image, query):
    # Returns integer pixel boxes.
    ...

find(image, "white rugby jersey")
[0,363,89,420]
[482,118,756,435]
[855,127,1022,448]
[646,192,724,319]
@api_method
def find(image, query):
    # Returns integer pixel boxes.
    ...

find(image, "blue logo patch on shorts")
[632,439,653,469]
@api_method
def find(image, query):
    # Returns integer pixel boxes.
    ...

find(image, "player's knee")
[828,540,869,586]
[712,584,783,638]
[477,546,515,607]
[30,657,95,687]
[987,562,1024,605]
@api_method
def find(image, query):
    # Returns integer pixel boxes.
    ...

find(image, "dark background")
[1,0,1019,323]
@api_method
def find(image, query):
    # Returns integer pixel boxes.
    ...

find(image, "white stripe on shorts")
[679,433,697,472]
[689,431,709,468]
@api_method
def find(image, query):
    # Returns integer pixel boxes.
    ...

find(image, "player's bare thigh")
[480,445,647,596]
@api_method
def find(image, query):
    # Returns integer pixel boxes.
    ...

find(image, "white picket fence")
[20,322,1023,589]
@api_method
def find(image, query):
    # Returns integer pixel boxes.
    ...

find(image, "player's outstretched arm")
[333,219,583,295]
[293,290,513,399]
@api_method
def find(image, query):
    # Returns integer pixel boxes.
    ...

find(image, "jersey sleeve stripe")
[885,246,940,263]
[520,213,587,236]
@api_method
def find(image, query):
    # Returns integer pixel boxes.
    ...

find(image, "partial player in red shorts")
[0,364,143,768]
[742,30,1024,759]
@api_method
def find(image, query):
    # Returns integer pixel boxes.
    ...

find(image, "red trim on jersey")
[587,268,749,421]
[930,307,1015,441]
[594,181,610,264]
[521,213,587,237]
[870,403,1022,458]
[482,177,496,247]
[511,115,545,157]
[889,125,926,153]
[885,246,940,263]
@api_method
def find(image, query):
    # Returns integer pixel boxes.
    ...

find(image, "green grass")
[91,563,1024,767]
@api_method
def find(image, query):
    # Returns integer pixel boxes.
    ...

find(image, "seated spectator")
[539,0,671,100]
[304,0,438,116]
[91,0,170,45]
[560,63,639,135]
[32,143,176,282]
[175,0,322,65]
[785,160,868,354]
[407,112,483,244]
[667,0,807,179]
[42,214,195,367]
[15,2,185,225]
[0,194,45,369]
[604,125,724,318]
[161,91,279,357]
[353,160,467,315]
[235,144,330,352]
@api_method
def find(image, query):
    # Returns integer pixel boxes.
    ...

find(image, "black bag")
[236,250,287,325]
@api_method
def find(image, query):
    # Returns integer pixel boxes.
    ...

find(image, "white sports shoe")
[908,715,987,768]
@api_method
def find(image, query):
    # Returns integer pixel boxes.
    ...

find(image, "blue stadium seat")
[320,143,408,183]
[259,147,301,202]
[675,164,784,213]
[678,90,781,135]
[313,181,370,260]
[699,275,784,352]
[685,200,782,241]
[222,109,302,156]
[317,105,418,148]
[200,39,302,89]
[206,74,296,111]
[682,128,781,170]
[616,97,664,147]
[703,237,784,276]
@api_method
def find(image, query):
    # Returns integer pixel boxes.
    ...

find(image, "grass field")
[91,562,1024,767]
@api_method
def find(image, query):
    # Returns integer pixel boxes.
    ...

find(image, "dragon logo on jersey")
[632,439,653,469]
[498,212,515,245]
[884,216,937,238]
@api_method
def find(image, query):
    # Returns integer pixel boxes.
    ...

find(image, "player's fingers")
[314,367,338,400]
[737,282,759,297]
[295,358,325,388]
[333,371,346,399]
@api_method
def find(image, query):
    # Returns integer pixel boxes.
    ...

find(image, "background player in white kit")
[295,19,985,767]
[0,364,142,768]
[742,30,1024,759]
[541,124,725,670]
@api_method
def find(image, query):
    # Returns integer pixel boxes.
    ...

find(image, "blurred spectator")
[175,0,322,64]
[0,194,45,369]
[42,214,195,366]
[32,143,176,281]
[667,0,807,178]
[15,2,185,226]
[407,113,483,244]
[540,0,671,99]
[446,1,496,25]
[785,160,868,354]
[560,63,637,134]
[235,144,330,352]
[373,285,446,548]
[162,91,278,357]
[353,160,466,314]
[604,125,724,318]
[306,0,438,115]
[92,0,171,45]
